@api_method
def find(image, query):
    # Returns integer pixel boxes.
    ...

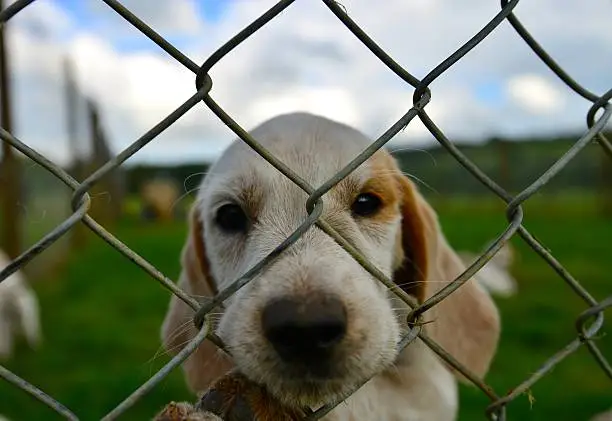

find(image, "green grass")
[436,198,612,420]
[1,196,611,420]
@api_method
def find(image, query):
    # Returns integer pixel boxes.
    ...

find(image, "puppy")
[458,243,517,298]
[0,248,41,359]
[161,112,500,420]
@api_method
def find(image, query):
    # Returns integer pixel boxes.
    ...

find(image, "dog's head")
[161,112,500,408]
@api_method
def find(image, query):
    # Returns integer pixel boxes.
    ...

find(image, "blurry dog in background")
[0,248,41,359]
[457,243,517,298]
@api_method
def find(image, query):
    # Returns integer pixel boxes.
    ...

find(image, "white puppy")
[0,248,41,359]
[458,243,518,298]
[162,112,500,420]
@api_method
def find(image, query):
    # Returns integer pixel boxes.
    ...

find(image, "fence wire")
[1,0,611,420]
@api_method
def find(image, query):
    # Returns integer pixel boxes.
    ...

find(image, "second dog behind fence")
[0,248,41,361]
[458,243,517,299]
[160,112,501,421]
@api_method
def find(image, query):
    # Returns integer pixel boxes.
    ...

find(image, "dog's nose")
[261,295,347,363]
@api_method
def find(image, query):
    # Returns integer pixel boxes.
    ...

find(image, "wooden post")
[496,137,511,191]
[85,98,122,227]
[64,57,88,246]
[601,134,612,219]
[0,0,23,259]
[64,58,80,171]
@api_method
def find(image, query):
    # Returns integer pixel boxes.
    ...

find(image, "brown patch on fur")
[161,208,235,394]
[392,174,430,302]
[237,180,264,222]
[329,172,362,211]
[191,211,219,295]
[371,149,500,379]
[384,151,500,379]
[417,192,500,379]
[327,151,400,225]
[220,173,264,222]
[363,151,428,301]
[359,151,401,225]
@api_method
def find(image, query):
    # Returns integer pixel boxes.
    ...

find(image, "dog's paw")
[154,401,222,421]
[155,372,305,421]
[195,371,305,421]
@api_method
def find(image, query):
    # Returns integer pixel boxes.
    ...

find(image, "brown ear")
[393,175,500,380]
[161,206,234,394]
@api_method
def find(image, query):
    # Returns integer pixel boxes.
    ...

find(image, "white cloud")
[87,0,203,36]
[247,87,361,131]
[6,0,71,38]
[507,74,566,114]
[3,0,611,167]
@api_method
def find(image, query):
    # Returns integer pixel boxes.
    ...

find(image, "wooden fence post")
[0,0,23,259]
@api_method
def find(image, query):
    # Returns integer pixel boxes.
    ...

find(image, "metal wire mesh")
[1,0,611,420]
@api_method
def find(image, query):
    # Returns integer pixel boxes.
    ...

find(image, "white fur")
[458,243,517,298]
[163,112,500,420]
[199,114,404,411]
[591,409,612,421]
[0,249,41,359]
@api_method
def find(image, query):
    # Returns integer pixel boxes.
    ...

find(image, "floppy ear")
[161,206,234,394]
[392,175,500,380]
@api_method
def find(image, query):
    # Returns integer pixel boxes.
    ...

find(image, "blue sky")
[6,0,611,165]
[199,0,230,22]
[474,82,504,107]
[40,0,232,55]
[54,0,229,25]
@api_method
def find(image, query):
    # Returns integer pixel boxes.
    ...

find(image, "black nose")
[261,295,347,364]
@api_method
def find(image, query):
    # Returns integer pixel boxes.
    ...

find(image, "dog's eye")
[351,193,382,217]
[215,204,249,233]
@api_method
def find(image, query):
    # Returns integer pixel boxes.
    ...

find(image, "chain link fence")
[1,0,611,420]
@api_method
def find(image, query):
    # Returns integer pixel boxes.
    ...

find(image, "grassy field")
[0,195,610,420]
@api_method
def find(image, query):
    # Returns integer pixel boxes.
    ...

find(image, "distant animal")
[160,112,500,420]
[591,409,612,421]
[140,177,181,222]
[0,248,41,359]
[458,243,518,298]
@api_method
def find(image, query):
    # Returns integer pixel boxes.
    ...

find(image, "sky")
[3,0,612,166]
